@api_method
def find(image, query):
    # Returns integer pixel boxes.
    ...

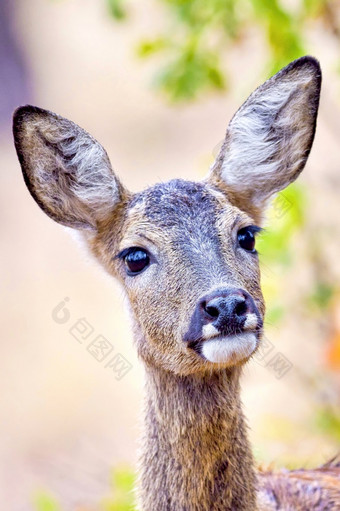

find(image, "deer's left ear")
[208,56,321,221]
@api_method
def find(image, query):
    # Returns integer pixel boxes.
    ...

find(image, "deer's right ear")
[208,56,321,221]
[13,106,128,231]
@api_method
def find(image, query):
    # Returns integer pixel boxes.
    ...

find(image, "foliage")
[257,183,337,325]
[33,492,61,511]
[257,183,306,325]
[106,0,127,20]
[101,467,135,510]
[106,0,339,101]
[33,467,135,511]
[308,282,335,311]
[315,406,340,442]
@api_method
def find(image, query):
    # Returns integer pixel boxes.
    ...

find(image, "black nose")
[200,288,257,335]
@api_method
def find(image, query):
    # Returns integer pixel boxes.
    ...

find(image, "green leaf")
[307,282,335,311]
[100,466,135,510]
[33,491,61,511]
[155,43,226,101]
[106,0,127,20]
[315,407,340,442]
[137,38,168,58]
[111,466,135,493]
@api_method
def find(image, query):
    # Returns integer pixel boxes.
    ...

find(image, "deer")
[13,56,340,510]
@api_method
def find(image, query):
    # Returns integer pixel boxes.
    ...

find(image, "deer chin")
[200,332,258,365]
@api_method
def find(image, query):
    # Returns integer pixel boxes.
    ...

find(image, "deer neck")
[138,365,257,511]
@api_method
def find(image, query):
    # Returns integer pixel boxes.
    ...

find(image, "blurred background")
[1,0,340,509]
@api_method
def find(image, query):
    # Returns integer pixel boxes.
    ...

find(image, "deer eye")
[237,226,261,253]
[119,247,150,275]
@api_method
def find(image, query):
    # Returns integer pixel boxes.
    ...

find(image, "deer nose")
[200,289,258,335]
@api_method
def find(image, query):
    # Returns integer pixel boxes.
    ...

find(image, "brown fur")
[258,457,340,510]
[13,56,340,510]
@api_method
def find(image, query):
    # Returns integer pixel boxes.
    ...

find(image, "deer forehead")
[119,179,252,257]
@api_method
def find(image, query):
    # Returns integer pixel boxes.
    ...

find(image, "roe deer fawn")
[13,56,340,510]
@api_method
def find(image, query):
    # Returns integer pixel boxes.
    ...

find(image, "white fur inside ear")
[201,333,257,364]
[42,123,119,219]
[214,63,319,207]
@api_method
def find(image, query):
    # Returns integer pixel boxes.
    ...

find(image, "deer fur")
[13,56,340,510]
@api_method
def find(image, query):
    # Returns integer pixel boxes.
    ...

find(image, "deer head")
[13,57,321,377]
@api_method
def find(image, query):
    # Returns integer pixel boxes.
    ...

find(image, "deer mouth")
[188,331,260,365]
[201,332,259,364]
